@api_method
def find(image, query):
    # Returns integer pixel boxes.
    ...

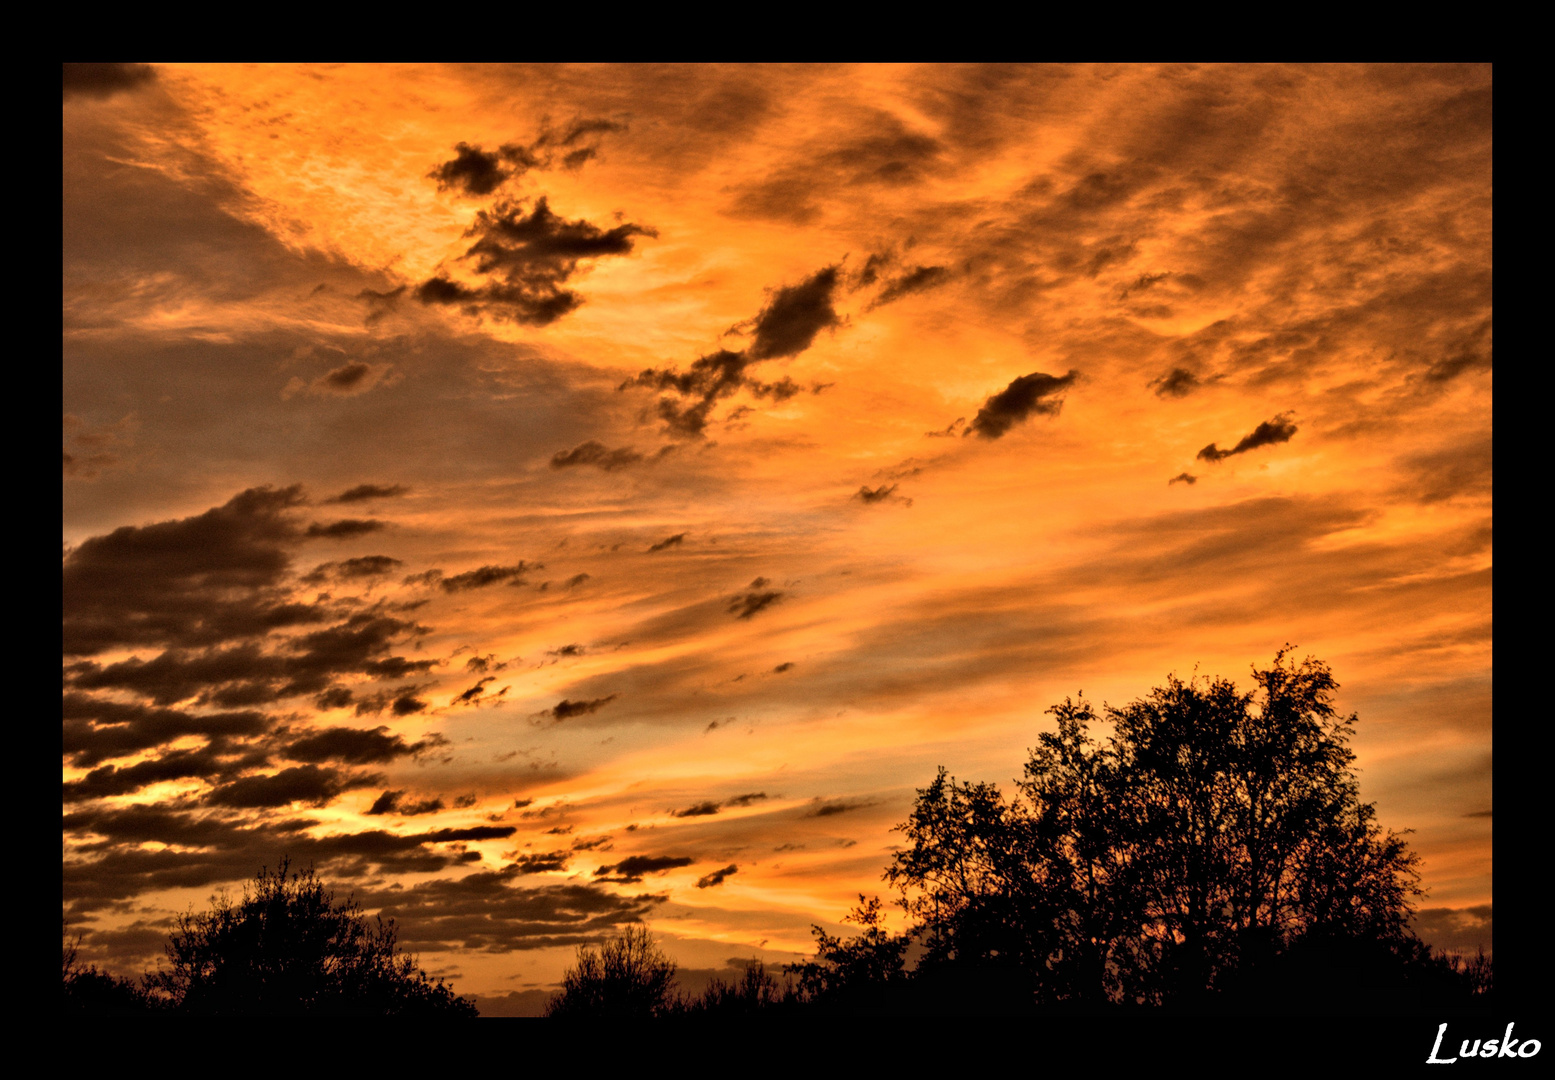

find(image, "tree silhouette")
[545,924,680,1018]
[145,859,476,1015]
[63,920,159,1014]
[885,649,1477,1011]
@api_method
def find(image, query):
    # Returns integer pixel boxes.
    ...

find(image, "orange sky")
[63,63,1491,1014]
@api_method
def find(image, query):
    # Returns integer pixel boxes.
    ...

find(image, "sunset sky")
[63,63,1492,1015]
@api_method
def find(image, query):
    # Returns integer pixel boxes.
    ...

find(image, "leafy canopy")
[884,649,1429,1006]
[146,858,476,1015]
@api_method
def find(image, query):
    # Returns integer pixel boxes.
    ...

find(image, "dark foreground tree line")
[64,651,1492,1015]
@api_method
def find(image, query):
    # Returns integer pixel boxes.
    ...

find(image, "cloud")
[728,587,784,620]
[301,555,404,585]
[305,518,386,540]
[742,265,842,361]
[1151,367,1201,398]
[63,63,155,101]
[723,792,769,807]
[1168,472,1197,486]
[1196,413,1299,462]
[870,264,950,308]
[63,745,258,804]
[365,790,446,816]
[440,563,534,592]
[543,695,618,722]
[806,798,873,818]
[511,850,572,874]
[415,196,654,325]
[282,362,400,399]
[427,121,625,197]
[966,370,1078,439]
[63,694,274,768]
[205,764,382,809]
[67,610,435,708]
[647,533,685,553]
[855,484,912,508]
[428,142,537,197]
[593,855,693,883]
[284,725,436,765]
[550,441,645,471]
[696,865,738,888]
[63,485,314,657]
[623,266,841,437]
[354,870,664,952]
[327,483,408,504]
[670,801,721,818]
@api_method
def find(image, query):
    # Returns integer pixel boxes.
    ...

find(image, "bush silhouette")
[145,859,476,1015]
[545,925,680,1018]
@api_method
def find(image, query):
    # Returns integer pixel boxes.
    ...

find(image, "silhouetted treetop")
[145,859,476,1015]
[886,649,1439,1009]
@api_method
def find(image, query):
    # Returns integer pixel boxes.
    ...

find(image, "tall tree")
[887,649,1434,1007]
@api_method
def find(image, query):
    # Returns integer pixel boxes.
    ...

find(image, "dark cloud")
[966,370,1078,439]
[855,484,912,508]
[806,798,872,818]
[593,855,693,883]
[440,563,534,592]
[284,725,435,765]
[1197,413,1299,462]
[428,142,537,197]
[648,533,685,553]
[305,518,386,540]
[335,555,404,579]
[356,286,406,324]
[1151,367,1201,398]
[1395,435,1491,504]
[301,555,404,584]
[205,764,382,809]
[772,663,794,673]
[565,574,590,588]
[730,113,945,222]
[728,590,784,620]
[550,441,645,471]
[1168,472,1198,486]
[63,694,274,768]
[871,264,950,308]
[427,120,625,198]
[1411,905,1492,955]
[63,63,155,101]
[548,644,585,658]
[671,801,721,818]
[453,676,496,704]
[328,483,408,504]
[743,265,842,361]
[696,865,738,888]
[623,266,841,437]
[512,851,572,874]
[723,793,769,807]
[355,870,664,952]
[68,610,434,708]
[544,695,618,722]
[324,362,371,389]
[365,790,446,816]
[63,485,313,657]
[63,746,256,804]
[415,196,654,325]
